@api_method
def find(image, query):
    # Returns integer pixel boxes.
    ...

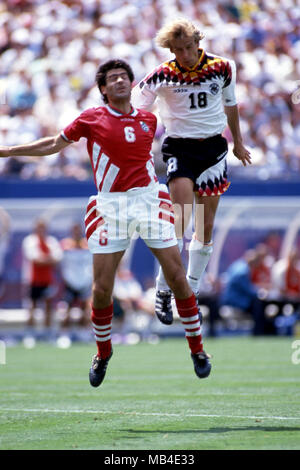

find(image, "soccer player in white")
[0,59,212,386]
[132,17,251,323]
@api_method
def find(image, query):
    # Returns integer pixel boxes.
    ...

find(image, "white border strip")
[1,408,299,421]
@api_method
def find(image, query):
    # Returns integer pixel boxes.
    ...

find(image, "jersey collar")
[176,48,206,72]
[106,104,138,117]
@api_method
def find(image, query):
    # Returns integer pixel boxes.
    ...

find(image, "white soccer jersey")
[132,49,237,139]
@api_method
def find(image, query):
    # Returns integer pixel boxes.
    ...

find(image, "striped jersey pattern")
[61,105,157,193]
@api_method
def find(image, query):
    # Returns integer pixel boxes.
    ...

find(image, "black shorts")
[30,285,54,301]
[162,134,230,196]
[64,283,90,304]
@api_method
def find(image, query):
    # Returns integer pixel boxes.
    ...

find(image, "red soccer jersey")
[251,262,271,288]
[285,264,300,297]
[61,105,158,192]
[31,236,53,286]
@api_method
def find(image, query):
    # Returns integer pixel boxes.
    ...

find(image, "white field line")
[1,408,300,422]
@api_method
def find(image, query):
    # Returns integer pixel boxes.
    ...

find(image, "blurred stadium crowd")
[0,0,299,181]
[0,209,299,338]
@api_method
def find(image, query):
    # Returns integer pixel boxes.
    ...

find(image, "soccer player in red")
[22,218,63,328]
[0,59,211,386]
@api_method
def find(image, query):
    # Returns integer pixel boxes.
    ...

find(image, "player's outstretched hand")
[233,142,252,166]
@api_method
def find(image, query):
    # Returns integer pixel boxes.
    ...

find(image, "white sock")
[156,238,184,292]
[187,237,213,294]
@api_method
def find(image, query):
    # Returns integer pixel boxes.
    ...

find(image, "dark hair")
[95,59,135,103]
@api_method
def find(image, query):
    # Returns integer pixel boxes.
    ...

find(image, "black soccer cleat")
[89,350,113,387]
[155,290,173,325]
[191,351,212,379]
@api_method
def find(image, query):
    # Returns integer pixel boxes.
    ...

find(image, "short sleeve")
[61,110,91,143]
[222,60,237,106]
[131,81,157,110]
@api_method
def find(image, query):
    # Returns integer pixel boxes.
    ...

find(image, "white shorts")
[84,183,177,254]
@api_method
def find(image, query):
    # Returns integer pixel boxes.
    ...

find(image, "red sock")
[175,294,203,354]
[91,304,113,359]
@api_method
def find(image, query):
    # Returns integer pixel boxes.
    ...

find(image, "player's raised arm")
[0,133,71,158]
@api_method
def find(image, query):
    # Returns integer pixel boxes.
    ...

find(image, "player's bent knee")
[165,269,190,297]
[92,283,113,306]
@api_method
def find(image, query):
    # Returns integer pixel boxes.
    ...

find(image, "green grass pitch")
[0,336,300,450]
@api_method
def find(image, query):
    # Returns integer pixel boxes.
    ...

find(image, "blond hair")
[155,18,204,49]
